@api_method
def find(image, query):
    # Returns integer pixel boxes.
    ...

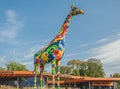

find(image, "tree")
[6,61,28,71]
[67,59,76,69]
[60,66,71,74]
[112,73,120,77]
[67,59,83,76]
[112,73,120,88]
[0,67,6,70]
[87,58,105,77]
[67,59,76,75]
[66,58,105,77]
[79,62,88,76]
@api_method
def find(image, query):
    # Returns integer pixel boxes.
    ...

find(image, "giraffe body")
[34,5,84,89]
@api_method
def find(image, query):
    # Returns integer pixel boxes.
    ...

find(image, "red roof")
[0,70,120,82]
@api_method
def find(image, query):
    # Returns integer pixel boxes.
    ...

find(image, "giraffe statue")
[34,4,84,89]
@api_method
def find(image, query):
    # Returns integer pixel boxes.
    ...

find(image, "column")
[83,86,85,89]
[17,77,19,89]
[91,86,94,89]
[74,82,76,88]
[109,86,112,89]
[113,81,117,89]
[69,83,70,87]
[99,86,101,89]
[89,81,91,89]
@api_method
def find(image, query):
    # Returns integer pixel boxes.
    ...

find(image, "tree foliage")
[112,73,120,77]
[112,73,120,88]
[67,59,83,76]
[60,66,71,74]
[66,58,105,77]
[6,61,28,71]
[0,67,6,70]
[79,62,88,76]
[86,58,105,77]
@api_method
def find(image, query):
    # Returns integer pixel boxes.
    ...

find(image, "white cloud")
[0,39,49,70]
[62,32,120,76]
[64,52,81,58]
[0,10,23,42]
[6,10,16,22]
[96,33,120,44]
[91,39,120,64]
[0,56,7,67]
[65,32,120,66]
[85,33,120,76]
[0,44,37,69]
[96,38,110,44]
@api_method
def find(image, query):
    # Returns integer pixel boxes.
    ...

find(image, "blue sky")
[0,0,120,77]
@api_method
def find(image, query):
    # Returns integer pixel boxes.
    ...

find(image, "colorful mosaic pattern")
[34,4,84,89]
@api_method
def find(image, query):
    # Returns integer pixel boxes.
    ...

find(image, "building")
[0,70,120,89]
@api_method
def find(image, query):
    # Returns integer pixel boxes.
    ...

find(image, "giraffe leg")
[34,65,38,89]
[51,59,56,88]
[56,61,61,89]
[40,64,45,89]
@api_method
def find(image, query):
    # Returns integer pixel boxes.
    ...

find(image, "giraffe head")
[70,4,84,16]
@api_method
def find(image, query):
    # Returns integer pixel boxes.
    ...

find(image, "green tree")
[0,67,6,70]
[60,66,71,74]
[67,59,76,75]
[112,73,120,88]
[66,58,105,77]
[87,58,105,77]
[67,59,76,69]
[79,62,88,76]
[67,59,82,76]
[113,73,120,77]
[6,61,28,71]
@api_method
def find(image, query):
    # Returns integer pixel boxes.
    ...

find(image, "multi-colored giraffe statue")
[34,4,84,89]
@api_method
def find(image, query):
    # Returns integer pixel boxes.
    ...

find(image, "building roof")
[0,70,120,81]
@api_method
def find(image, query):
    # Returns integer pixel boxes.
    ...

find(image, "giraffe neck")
[50,5,84,44]
[58,14,72,37]
[50,14,72,44]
